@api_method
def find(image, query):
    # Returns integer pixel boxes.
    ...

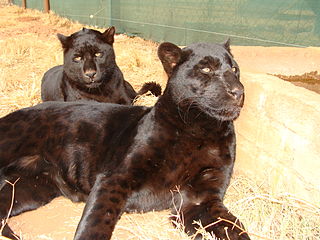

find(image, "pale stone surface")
[235,72,320,203]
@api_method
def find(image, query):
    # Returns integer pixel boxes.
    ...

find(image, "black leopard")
[41,27,161,104]
[0,40,250,240]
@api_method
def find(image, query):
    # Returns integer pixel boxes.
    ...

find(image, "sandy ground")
[9,197,185,240]
[0,3,319,240]
[232,46,320,75]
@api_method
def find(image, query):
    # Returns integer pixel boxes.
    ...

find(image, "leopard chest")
[128,134,229,192]
[163,139,229,184]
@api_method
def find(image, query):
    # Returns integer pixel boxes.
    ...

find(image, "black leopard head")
[158,40,244,121]
[57,27,116,89]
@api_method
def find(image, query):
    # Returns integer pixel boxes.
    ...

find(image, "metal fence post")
[44,0,50,13]
[22,0,26,9]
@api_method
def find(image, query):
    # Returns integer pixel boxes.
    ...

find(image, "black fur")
[41,27,161,104]
[0,41,249,240]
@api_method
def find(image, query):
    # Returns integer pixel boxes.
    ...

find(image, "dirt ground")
[0,4,319,240]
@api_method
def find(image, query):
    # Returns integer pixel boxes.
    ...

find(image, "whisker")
[176,96,202,123]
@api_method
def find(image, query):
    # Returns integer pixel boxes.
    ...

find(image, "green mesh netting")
[12,0,320,47]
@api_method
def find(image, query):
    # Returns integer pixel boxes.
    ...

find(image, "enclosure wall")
[235,72,320,204]
[12,0,320,47]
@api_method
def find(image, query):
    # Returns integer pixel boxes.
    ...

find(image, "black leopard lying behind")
[0,40,250,240]
[41,27,161,104]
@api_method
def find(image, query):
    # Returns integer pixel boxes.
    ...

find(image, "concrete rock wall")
[235,72,320,204]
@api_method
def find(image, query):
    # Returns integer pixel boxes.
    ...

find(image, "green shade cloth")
[13,0,320,47]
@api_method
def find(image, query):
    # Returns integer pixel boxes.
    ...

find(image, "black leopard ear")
[102,26,115,45]
[223,38,231,53]
[57,33,71,51]
[158,42,183,77]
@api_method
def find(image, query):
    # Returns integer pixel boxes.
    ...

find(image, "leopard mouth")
[203,105,242,121]
[178,101,242,121]
[215,107,242,120]
[84,79,103,88]
[177,98,243,121]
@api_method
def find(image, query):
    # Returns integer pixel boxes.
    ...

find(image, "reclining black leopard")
[41,27,161,104]
[0,40,250,240]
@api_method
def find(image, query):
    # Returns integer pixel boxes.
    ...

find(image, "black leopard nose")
[228,87,244,104]
[229,88,243,99]
[85,70,96,79]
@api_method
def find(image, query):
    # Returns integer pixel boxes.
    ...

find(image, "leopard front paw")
[178,204,250,240]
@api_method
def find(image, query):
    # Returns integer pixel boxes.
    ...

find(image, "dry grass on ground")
[0,4,319,240]
[0,4,164,116]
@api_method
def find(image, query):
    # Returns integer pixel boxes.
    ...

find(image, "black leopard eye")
[200,67,212,74]
[73,56,82,62]
[231,66,238,73]
[95,52,103,57]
